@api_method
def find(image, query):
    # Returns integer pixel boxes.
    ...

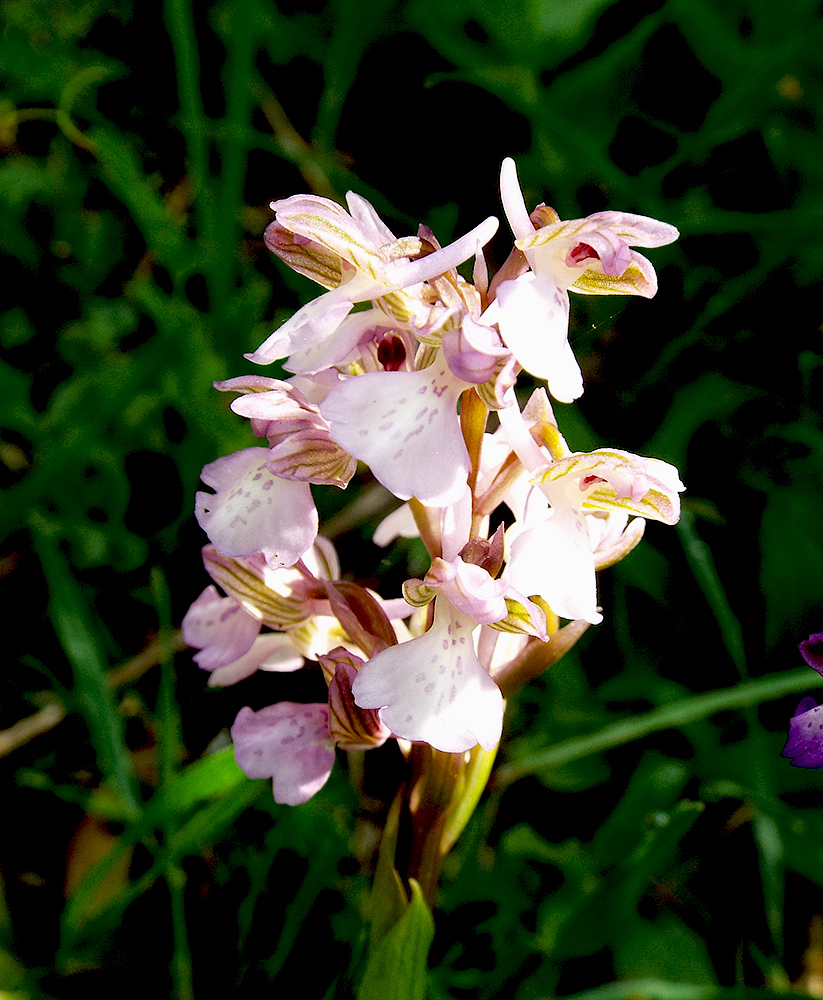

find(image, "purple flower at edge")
[781,632,823,768]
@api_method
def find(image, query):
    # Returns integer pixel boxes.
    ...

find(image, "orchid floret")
[231,702,336,805]
[319,357,471,506]
[782,633,823,768]
[195,447,318,569]
[182,585,261,670]
[352,596,504,753]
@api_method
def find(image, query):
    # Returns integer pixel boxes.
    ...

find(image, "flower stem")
[401,740,497,906]
[403,744,463,905]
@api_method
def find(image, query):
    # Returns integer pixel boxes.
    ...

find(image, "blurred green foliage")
[1,0,822,997]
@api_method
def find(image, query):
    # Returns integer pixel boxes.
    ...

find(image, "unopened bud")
[327,660,391,750]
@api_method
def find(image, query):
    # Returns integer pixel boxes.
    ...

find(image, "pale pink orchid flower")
[490,157,679,402]
[247,191,498,366]
[352,595,504,754]
[231,703,335,806]
[497,392,683,624]
[319,352,473,507]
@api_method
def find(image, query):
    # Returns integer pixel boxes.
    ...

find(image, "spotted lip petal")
[319,359,471,507]
[352,597,503,753]
[231,702,335,805]
[195,447,318,569]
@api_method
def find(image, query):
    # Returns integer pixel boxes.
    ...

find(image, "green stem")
[405,745,462,905]
[402,742,499,905]
[164,0,218,278]
[495,665,820,785]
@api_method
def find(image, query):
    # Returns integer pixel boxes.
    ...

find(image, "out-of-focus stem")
[493,619,590,698]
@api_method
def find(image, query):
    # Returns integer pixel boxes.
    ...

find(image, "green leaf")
[162,746,248,813]
[614,913,715,985]
[761,485,823,650]
[677,507,747,678]
[356,880,434,1000]
[498,666,822,783]
[565,981,803,1000]
[91,126,190,274]
[29,516,142,821]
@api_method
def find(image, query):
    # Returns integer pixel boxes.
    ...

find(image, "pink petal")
[499,157,535,241]
[352,598,503,753]
[231,702,335,805]
[384,216,499,288]
[580,211,679,248]
[283,309,394,375]
[245,292,355,365]
[182,585,261,670]
[207,632,304,687]
[195,447,318,568]
[424,557,508,624]
[344,191,397,246]
[495,275,583,403]
[319,363,470,506]
[507,499,602,625]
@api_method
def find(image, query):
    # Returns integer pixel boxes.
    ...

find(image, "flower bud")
[326,657,391,750]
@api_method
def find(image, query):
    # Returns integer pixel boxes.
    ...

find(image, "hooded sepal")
[324,653,392,750]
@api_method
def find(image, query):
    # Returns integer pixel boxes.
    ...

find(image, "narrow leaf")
[30,517,141,820]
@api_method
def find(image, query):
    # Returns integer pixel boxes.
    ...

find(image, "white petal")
[384,217,499,288]
[207,632,303,687]
[499,157,535,241]
[319,363,470,506]
[495,274,583,403]
[352,598,503,752]
[508,508,602,625]
[195,447,318,568]
[373,503,419,547]
[245,291,355,365]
